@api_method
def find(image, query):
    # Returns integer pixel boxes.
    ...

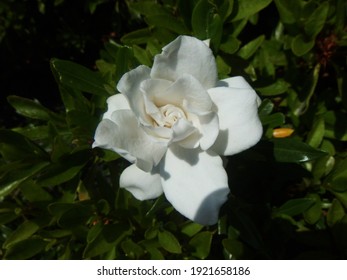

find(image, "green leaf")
[4,238,48,259]
[181,222,204,237]
[268,138,328,163]
[312,155,335,180]
[303,194,322,225]
[121,28,152,45]
[304,2,329,38]
[274,0,301,24]
[145,227,158,240]
[12,126,49,141]
[37,150,91,186]
[222,238,244,260]
[238,35,265,59]
[327,199,345,227]
[232,0,272,21]
[0,161,49,198]
[274,198,316,217]
[0,207,19,225]
[51,59,110,96]
[220,35,241,54]
[20,180,53,202]
[0,129,48,162]
[128,1,170,17]
[115,45,134,81]
[57,204,94,229]
[146,15,189,34]
[83,223,131,258]
[189,231,212,259]
[133,45,152,66]
[158,229,181,254]
[3,220,40,249]
[306,117,325,148]
[256,79,290,96]
[260,112,285,127]
[325,158,347,193]
[258,99,274,116]
[121,239,145,259]
[291,34,315,56]
[191,0,223,47]
[7,96,52,121]
[324,111,347,141]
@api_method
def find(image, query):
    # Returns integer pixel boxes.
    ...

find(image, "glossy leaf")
[3,220,40,249]
[303,194,322,225]
[274,0,301,24]
[304,2,329,38]
[274,198,316,217]
[325,158,347,192]
[232,0,272,21]
[121,239,145,259]
[7,96,52,121]
[158,230,181,254]
[220,35,241,54]
[291,34,315,56]
[51,59,111,96]
[269,138,328,163]
[181,222,204,237]
[37,150,91,186]
[306,117,325,148]
[189,231,212,259]
[0,161,49,198]
[238,35,265,59]
[83,223,132,258]
[327,199,345,227]
[256,80,290,96]
[121,28,152,45]
[191,0,223,47]
[0,130,48,162]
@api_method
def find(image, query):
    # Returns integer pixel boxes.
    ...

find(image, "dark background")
[0,0,140,127]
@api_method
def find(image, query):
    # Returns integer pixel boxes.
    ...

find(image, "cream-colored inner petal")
[153,104,187,128]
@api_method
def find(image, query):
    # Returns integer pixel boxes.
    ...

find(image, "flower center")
[155,104,186,128]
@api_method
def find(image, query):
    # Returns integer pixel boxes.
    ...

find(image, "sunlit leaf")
[189,231,212,259]
[238,35,265,59]
[158,230,181,254]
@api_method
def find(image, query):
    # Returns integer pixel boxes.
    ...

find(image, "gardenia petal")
[117,65,152,125]
[94,109,168,172]
[208,80,263,156]
[102,94,130,120]
[160,145,229,225]
[151,36,217,89]
[92,118,136,164]
[197,112,219,150]
[120,164,163,200]
[165,74,213,115]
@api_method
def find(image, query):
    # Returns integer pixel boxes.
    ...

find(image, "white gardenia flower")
[93,35,263,225]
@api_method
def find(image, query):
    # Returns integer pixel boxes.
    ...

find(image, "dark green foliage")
[1,0,347,260]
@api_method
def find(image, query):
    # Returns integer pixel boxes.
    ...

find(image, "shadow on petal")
[169,144,200,166]
[211,129,229,155]
[193,188,230,226]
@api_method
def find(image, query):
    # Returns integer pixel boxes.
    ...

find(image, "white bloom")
[93,36,262,225]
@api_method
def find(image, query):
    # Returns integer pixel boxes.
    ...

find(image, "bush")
[1,0,347,260]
